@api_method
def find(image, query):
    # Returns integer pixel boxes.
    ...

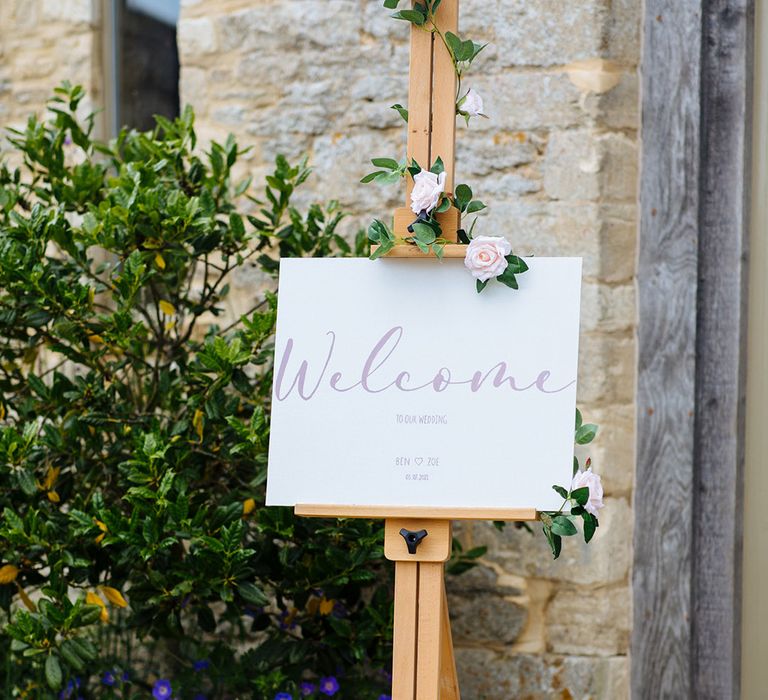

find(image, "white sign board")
[266,257,582,511]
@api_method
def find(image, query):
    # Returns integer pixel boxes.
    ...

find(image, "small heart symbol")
[414,457,424,466]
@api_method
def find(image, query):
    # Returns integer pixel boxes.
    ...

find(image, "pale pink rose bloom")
[463,88,486,117]
[463,236,512,281]
[570,468,605,517]
[410,170,447,215]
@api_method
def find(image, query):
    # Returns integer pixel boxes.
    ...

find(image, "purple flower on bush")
[193,659,210,672]
[152,679,173,700]
[59,678,82,699]
[379,695,392,700]
[274,693,293,700]
[101,670,117,686]
[121,670,130,682]
[300,681,316,696]
[193,695,207,700]
[319,677,340,696]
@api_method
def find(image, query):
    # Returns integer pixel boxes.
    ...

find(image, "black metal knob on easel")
[399,528,428,554]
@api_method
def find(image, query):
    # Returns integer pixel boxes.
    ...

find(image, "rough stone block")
[544,129,601,201]
[177,17,218,57]
[580,281,636,333]
[578,331,635,405]
[495,0,608,67]
[547,584,631,655]
[471,497,632,586]
[446,565,527,645]
[580,402,635,496]
[455,649,629,699]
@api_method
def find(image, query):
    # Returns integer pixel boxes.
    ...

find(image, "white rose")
[463,236,512,282]
[410,170,446,215]
[463,88,486,117]
[570,468,604,517]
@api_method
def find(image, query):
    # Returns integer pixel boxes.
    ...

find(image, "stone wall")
[0,0,102,148]
[0,0,640,695]
[177,1,639,696]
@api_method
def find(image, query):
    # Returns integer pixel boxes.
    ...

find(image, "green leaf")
[238,581,269,606]
[435,197,452,213]
[391,103,409,122]
[551,515,578,537]
[371,157,400,170]
[411,223,436,245]
[444,31,463,60]
[476,279,488,293]
[45,654,62,690]
[505,255,529,274]
[542,525,562,559]
[430,156,445,175]
[584,513,597,543]
[392,8,426,24]
[455,184,472,212]
[575,423,598,445]
[384,0,400,8]
[466,200,486,214]
[571,487,590,506]
[552,485,569,500]
[360,171,384,183]
[575,408,583,431]
[496,268,519,289]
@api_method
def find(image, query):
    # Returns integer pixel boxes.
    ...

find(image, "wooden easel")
[297,2,538,697]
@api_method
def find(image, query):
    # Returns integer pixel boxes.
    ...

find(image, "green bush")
[0,83,402,699]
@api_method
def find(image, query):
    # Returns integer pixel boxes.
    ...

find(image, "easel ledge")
[372,244,468,258]
[295,504,538,521]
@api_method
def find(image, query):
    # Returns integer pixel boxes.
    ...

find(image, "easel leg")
[393,561,418,699]
[388,520,460,700]
[439,584,461,700]
[416,562,444,698]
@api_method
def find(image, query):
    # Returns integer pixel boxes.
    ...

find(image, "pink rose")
[463,89,486,118]
[570,468,604,517]
[463,236,512,282]
[410,170,446,215]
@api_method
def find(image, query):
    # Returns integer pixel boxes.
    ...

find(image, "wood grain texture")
[405,10,433,204]
[384,519,452,562]
[415,562,443,698]
[634,1,754,697]
[692,1,752,698]
[393,206,460,240]
[633,1,703,697]
[392,561,418,700]
[439,584,461,700]
[430,0,458,223]
[295,504,538,520]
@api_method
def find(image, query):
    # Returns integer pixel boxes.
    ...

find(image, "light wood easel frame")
[297,2,539,697]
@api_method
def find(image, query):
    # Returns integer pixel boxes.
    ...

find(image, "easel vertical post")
[385,518,456,700]
[405,13,434,204]
[395,0,460,242]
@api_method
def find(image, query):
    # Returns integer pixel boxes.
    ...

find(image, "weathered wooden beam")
[633,3,702,694]
[692,2,752,698]
[634,1,753,697]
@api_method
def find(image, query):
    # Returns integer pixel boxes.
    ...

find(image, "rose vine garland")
[365,0,526,293]
[367,0,604,558]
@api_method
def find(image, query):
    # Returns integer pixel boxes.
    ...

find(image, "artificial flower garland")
[365,0,603,559]
[365,0,527,293]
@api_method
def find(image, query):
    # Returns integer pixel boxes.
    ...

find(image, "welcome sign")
[266,257,582,511]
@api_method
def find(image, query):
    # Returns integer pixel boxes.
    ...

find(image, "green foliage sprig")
[384,0,487,114]
[363,155,486,259]
[539,410,602,559]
